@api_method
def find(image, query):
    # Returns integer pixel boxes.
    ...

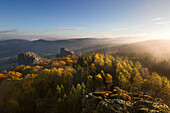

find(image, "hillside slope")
[97,40,170,61]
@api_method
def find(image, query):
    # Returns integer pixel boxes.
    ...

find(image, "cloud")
[112,27,128,31]
[0,33,75,41]
[54,27,85,31]
[152,17,164,21]
[133,24,145,27]
[0,29,18,33]
[156,21,170,25]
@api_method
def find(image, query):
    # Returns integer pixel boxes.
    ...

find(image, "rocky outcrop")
[18,52,44,65]
[56,48,74,57]
[82,87,169,113]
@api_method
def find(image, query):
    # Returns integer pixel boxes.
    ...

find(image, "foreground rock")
[82,87,169,113]
[18,51,44,65]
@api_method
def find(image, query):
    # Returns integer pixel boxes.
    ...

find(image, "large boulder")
[18,52,44,65]
[56,48,74,57]
[82,87,169,113]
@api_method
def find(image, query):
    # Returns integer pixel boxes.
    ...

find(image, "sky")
[0,0,170,40]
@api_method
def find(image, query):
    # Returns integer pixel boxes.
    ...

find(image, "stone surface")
[18,51,44,65]
[82,87,169,113]
[56,48,74,57]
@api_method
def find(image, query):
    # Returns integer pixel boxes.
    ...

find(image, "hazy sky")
[0,0,170,40]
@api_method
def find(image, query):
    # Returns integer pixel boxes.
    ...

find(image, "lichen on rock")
[82,87,169,113]
[18,51,44,65]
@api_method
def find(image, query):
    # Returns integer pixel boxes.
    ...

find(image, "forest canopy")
[0,52,169,113]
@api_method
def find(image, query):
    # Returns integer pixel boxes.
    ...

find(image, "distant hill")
[0,38,107,58]
[74,42,124,53]
[0,37,136,59]
[0,55,18,71]
[0,39,79,58]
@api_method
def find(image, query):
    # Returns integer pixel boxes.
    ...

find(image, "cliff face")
[56,48,74,57]
[18,52,44,65]
[82,87,169,113]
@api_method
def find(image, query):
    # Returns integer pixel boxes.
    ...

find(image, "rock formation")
[82,87,169,113]
[18,51,44,65]
[56,48,74,57]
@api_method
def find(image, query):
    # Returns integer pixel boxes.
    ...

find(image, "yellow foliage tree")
[105,73,112,90]
[87,75,93,91]
[94,73,103,90]
[6,71,22,81]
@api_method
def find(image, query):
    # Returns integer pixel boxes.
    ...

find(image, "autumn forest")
[0,51,169,113]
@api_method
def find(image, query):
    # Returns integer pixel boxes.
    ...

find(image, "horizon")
[1,37,170,42]
[1,0,170,40]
